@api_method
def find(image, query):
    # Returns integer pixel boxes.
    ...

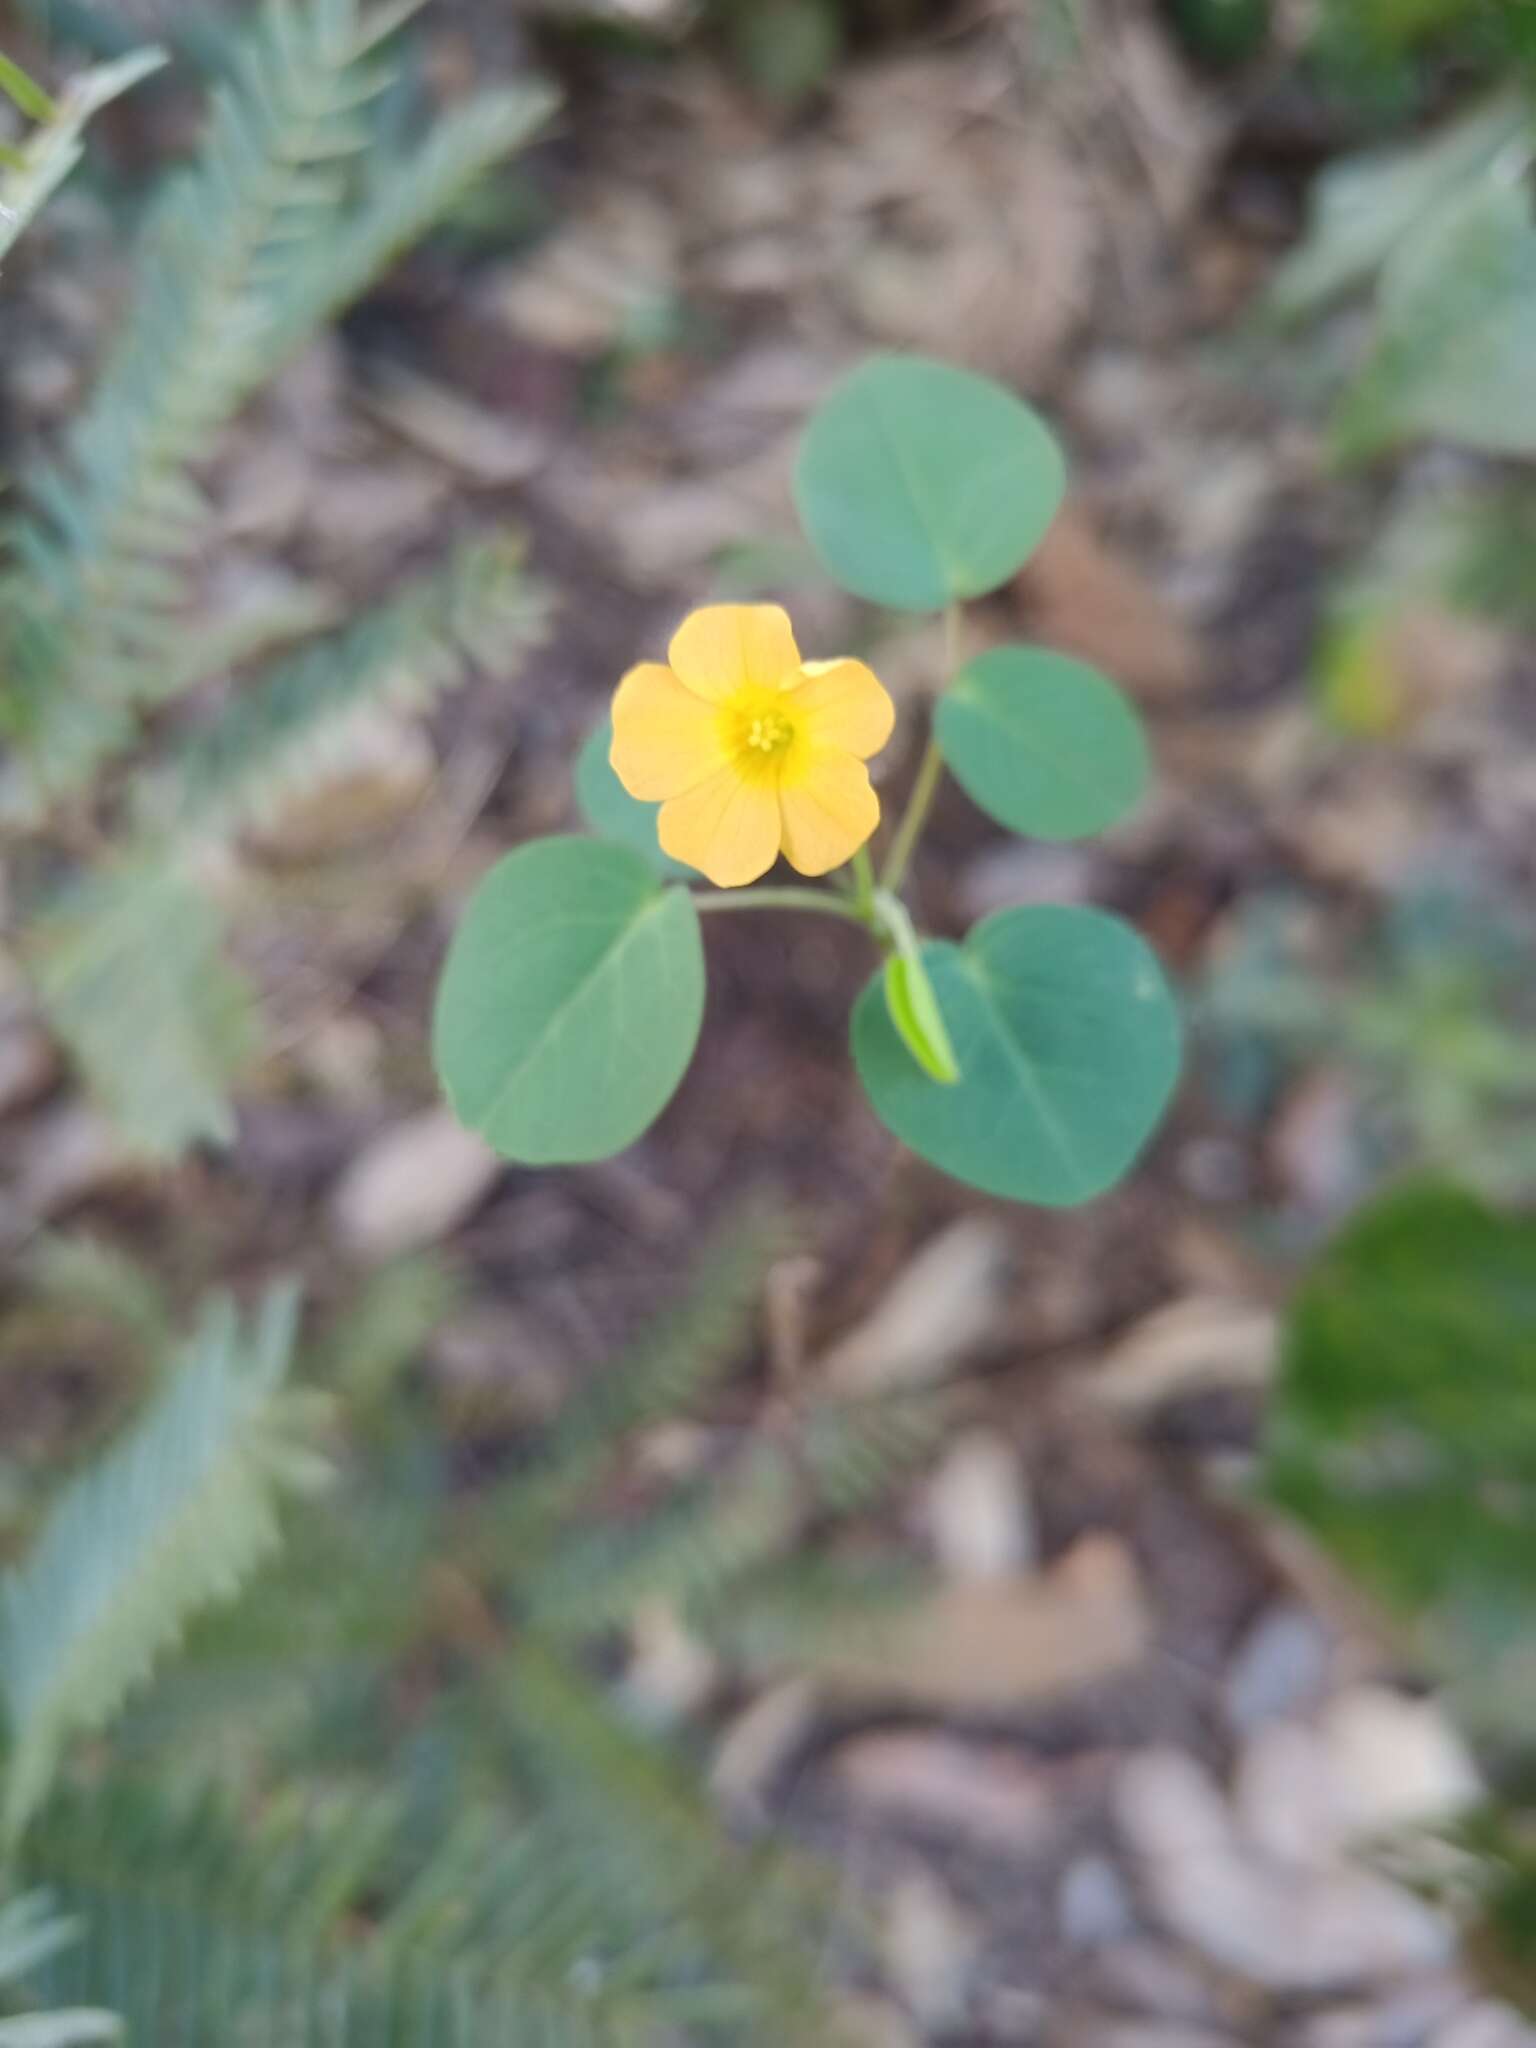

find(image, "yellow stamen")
[746,710,792,754]
[725,692,798,775]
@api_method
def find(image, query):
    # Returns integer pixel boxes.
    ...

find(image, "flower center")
[745,709,792,755]
[724,690,799,780]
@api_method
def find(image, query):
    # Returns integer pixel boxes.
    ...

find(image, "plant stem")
[851,844,877,916]
[880,600,962,895]
[694,886,872,926]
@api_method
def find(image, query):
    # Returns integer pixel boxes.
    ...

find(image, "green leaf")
[433,837,705,1165]
[1162,0,1269,69]
[0,47,163,265]
[852,905,1180,1205]
[883,955,960,1086]
[0,1284,319,1843]
[28,865,257,1159]
[793,354,1067,611]
[0,2013,121,2047]
[873,887,960,1084]
[935,644,1149,841]
[574,715,694,878]
[0,53,57,122]
[1265,91,1527,323]
[1261,1179,1536,1735]
[725,0,842,106]
[1337,175,1536,460]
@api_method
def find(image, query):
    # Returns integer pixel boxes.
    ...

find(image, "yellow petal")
[778,751,879,877]
[610,662,726,800]
[658,764,782,886]
[786,657,895,759]
[668,604,801,702]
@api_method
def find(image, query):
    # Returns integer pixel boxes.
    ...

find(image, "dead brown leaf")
[1076,1296,1277,1419]
[813,1534,1150,1711]
[817,1216,1013,1396]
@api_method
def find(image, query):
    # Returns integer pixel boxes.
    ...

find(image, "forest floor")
[5,1,1536,2042]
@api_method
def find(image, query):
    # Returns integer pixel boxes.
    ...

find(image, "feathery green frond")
[26,864,257,1159]
[264,81,559,360]
[161,531,545,851]
[798,1387,951,1514]
[0,1284,321,1842]
[693,1551,919,1668]
[1,1211,913,2045]
[23,533,543,1156]
[502,1643,841,2036]
[308,1252,460,1418]
[17,1236,174,1375]
[26,1750,831,2048]
[1,0,553,810]
[474,1204,790,1559]
[525,1450,800,1635]
[0,1889,119,2048]
[0,49,164,266]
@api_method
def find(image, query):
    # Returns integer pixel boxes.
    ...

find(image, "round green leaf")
[852,905,1180,1205]
[574,716,694,878]
[935,645,1150,841]
[433,837,704,1165]
[793,354,1067,611]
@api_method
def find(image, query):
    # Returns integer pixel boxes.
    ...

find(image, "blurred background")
[4,0,1536,2042]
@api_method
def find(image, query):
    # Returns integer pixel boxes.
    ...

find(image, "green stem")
[851,843,877,916]
[880,600,962,895]
[693,886,872,926]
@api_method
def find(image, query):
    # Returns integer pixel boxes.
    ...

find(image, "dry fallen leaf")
[813,1534,1150,1711]
[818,1216,1013,1396]
[925,1430,1035,1581]
[832,1731,1053,1851]
[709,1675,822,1820]
[330,1107,502,1262]
[364,366,551,486]
[1076,1296,1277,1418]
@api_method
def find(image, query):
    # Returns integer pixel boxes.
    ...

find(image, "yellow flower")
[609,604,895,888]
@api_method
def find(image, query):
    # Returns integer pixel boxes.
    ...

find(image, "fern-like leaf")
[798,1387,950,1515]
[524,1451,800,1637]
[25,864,257,1159]
[161,530,544,850]
[26,533,541,1155]
[2,0,552,808]
[0,48,164,266]
[0,1889,119,2047]
[18,1236,173,1370]
[502,1643,839,2038]
[264,81,559,361]
[470,1203,790,1564]
[0,1283,322,1842]
[29,1761,827,2047]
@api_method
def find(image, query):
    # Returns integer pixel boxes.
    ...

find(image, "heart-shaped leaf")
[936,645,1149,841]
[853,905,1180,1205]
[433,837,704,1164]
[574,715,694,878]
[794,354,1066,611]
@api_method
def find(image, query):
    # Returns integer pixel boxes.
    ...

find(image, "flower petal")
[778,752,879,877]
[668,604,801,702]
[611,662,726,800]
[659,764,782,887]
[785,657,895,759]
